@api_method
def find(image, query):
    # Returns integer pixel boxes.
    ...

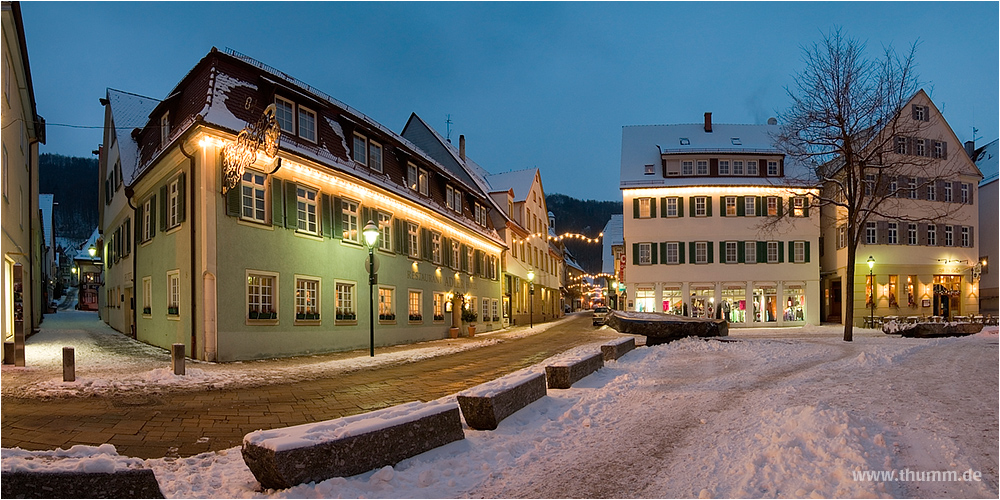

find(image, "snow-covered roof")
[486,168,538,203]
[106,88,160,184]
[975,139,999,186]
[38,194,54,249]
[74,228,101,262]
[601,214,624,275]
[620,122,815,188]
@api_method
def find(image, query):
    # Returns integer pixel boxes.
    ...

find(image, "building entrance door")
[124,287,134,338]
[828,280,842,323]
[933,275,961,319]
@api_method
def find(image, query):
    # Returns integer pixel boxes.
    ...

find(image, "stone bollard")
[171,343,185,376]
[62,347,75,382]
[3,342,13,365]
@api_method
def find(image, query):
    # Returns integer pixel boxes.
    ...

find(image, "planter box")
[545,352,604,389]
[242,400,464,490]
[457,369,546,430]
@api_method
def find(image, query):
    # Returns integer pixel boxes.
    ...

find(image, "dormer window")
[679,138,690,145]
[160,112,170,145]
[275,96,295,133]
[731,137,742,145]
[298,106,317,142]
[644,164,655,175]
[353,133,367,165]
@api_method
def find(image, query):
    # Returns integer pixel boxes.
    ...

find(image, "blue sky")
[21,2,999,201]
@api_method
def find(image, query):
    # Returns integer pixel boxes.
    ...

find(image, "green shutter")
[148,195,156,237]
[461,244,469,270]
[226,185,240,217]
[788,241,794,262]
[660,198,668,217]
[805,241,811,263]
[677,197,684,217]
[177,173,186,223]
[678,242,685,263]
[650,244,658,264]
[738,241,745,263]
[284,181,298,230]
[632,243,639,264]
[689,242,696,263]
[660,242,667,264]
[706,197,712,217]
[135,204,143,242]
[633,198,640,219]
[689,197,696,217]
[442,237,451,267]
[333,197,343,239]
[393,218,404,252]
[756,196,764,216]
[779,242,785,263]
[777,197,783,217]
[737,197,745,216]
[719,197,726,217]
[719,241,726,263]
[650,198,657,218]
[271,178,283,227]
[421,228,430,260]
[321,194,332,238]
[757,241,766,263]
[707,241,714,263]
[803,198,810,218]
[159,186,167,231]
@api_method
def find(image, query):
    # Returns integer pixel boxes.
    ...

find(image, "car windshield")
[595,307,608,313]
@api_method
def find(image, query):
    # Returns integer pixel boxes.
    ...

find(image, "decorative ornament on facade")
[221,104,281,195]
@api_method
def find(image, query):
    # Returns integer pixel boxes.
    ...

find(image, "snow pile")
[1,444,145,474]
[720,404,895,498]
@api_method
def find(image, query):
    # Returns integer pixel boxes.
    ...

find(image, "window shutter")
[709,158,718,176]
[911,104,919,120]
[226,185,240,217]
[778,242,784,263]
[159,185,167,231]
[660,198,668,218]
[270,178,283,227]
[461,244,469,270]
[756,196,764,216]
[707,242,714,264]
[936,225,945,247]
[803,198,809,217]
[149,195,156,237]
[969,226,975,247]
[936,179,946,201]
[659,242,667,264]
[633,198,640,219]
[737,198,745,216]
[719,241,726,263]
[678,242,685,264]
[737,241,745,263]
[650,244,658,265]
[284,181,297,230]
[757,241,766,263]
[632,243,640,264]
[876,221,887,244]
[968,183,974,204]
[333,197,343,239]
[776,198,784,217]
[706,197,712,217]
[788,241,794,262]
[177,173,186,223]
[403,224,412,257]
[688,242,696,263]
[805,241,811,263]
[689,197,695,217]
[442,237,451,267]
[719,197,726,217]
[421,228,430,260]
[650,198,657,218]
[321,194,332,238]
[677,197,684,217]
[941,141,947,159]
[135,204,144,242]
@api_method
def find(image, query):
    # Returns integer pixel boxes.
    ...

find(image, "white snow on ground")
[2,315,996,498]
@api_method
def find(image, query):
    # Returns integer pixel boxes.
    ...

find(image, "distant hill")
[39,153,99,243]
[546,193,621,274]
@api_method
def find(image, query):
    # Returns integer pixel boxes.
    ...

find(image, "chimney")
[704,112,713,133]
[965,140,976,159]
[459,135,466,162]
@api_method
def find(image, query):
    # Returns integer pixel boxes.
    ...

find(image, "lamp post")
[867,255,876,328]
[527,270,535,328]
[610,279,617,310]
[88,245,97,258]
[362,220,380,357]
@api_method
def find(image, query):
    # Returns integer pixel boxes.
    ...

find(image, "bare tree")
[776,29,969,341]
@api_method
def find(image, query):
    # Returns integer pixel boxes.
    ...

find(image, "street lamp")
[88,245,97,258]
[362,220,380,357]
[527,270,535,328]
[867,255,876,327]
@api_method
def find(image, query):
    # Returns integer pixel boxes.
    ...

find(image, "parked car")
[592,306,609,326]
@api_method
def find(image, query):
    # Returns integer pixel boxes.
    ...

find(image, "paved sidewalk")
[2,311,620,459]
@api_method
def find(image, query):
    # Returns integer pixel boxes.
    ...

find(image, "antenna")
[446,114,453,143]
[973,126,982,143]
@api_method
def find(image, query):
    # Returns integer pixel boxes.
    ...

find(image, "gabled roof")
[74,228,101,262]
[620,121,814,188]
[974,139,998,186]
[106,88,160,183]
[486,168,539,203]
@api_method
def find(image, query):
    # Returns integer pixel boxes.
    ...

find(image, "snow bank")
[1,444,145,474]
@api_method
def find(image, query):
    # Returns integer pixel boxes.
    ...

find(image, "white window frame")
[408,289,423,322]
[492,299,499,322]
[297,106,317,143]
[747,160,758,176]
[407,222,419,259]
[864,174,875,196]
[766,241,779,263]
[482,297,491,321]
[793,241,805,263]
[275,96,295,134]
[696,160,708,175]
[767,197,779,216]
[665,242,679,264]
[732,160,744,176]
[767,161,778,176]
[369,140,383,172]
[792,197,805,217]
[638,243,652,265]
[160,112,170,145]
[837,226,846,248]
[865,222,876,244]
[341,198,359,243]
[694,196,707,217]
[142,276,152,317]
[167,270,181,316]
[296,185,318,235]
[335,280,357,321]
[431,231,442,264]
[927,183,936,201]
[451,240,461,269]
[247,270,278,322]
[927,224,937,246]
[695,242,708,264]
[665,197,678,217]
[908,177,918,199]
[725,196,737,216]
[916,138,926,157]
[718,160,730,175]
[961,183,969,204]
[961,227,970,247]
[681,161,693,175]
[352,133,368,165]
[407,163,418,191]
[377,211,392,252]
[943,182,952,202]
[897,136,908,154]
[745,241,757,264]
[914,105,926,121]
[433,292,445,321]
[446,185,456,211]
[418,168,429,196]
[242,169,267,223]
[934,141,943,158]
[908,223,917,245]
[378,286,396,322]
[638,197,652,218]
[167,178,180,229]
[945,225,953,246]
[744,196,756,217]
[725,241,738,263]
[888,222,898,245]
[142,198,153,241]
[295,275,321,321]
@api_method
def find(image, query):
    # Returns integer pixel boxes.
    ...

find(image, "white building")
[620,113,820,326]
[973,139,997,315]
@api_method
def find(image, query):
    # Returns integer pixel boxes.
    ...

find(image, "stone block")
[601,337,636,361]
[0,470,164,498]
[241,400,464,490]
[545,352,604,389]
[606,311,728,345]
[457,370,546,430]
[892,321,984,338]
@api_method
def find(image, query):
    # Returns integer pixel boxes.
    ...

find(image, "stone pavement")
[2,312,621,459]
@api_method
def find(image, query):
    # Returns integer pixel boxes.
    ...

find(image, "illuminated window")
[793,241,805,263]
[792,197,806,217]
[433,292,445,321]
[431,231,442,264]
[377,211,392,251]
[418,168,429,196]
[409,290,422,322]
[725,197,737,216]
[767,197,779,216]
[638,197,652,218]
[407,222,419,258]
[335,281,356,321]
[407,163,418,191]
[298,106,317,142]
[167,178,180,229]
[341,199,359,242]
[295,277,320,320]
[247,271,277,320]
[378,287,395,320]
[888,222,897,244]
[865,222,876,244]
[296,186,318,234]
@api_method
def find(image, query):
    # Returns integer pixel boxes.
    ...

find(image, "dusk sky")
[21,1,999,202]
